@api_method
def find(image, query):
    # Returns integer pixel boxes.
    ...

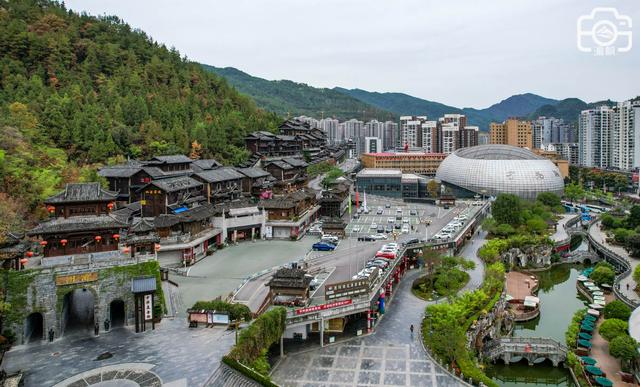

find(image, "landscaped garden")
[411,253,475,300]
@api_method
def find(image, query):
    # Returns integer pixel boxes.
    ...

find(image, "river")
[485,246,591,386]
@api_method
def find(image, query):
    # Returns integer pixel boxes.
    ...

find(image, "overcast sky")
[65,0,639,108]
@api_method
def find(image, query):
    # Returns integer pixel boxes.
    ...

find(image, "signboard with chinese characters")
[144,294,153,321]
[295,299,352,315]
[56,272,98,286]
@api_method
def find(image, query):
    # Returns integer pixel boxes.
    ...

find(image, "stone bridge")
[484,337,567,367]
[564,250,600,264]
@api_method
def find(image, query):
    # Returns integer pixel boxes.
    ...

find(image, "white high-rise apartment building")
[440,122,459,155]
[400,116,427,148]
[532,117,570,149]
[578,106,614,168]
[364,120,384,139]
[611,100,640,170]
[295,115,320,129]
[383,121,398,150]
[421,121,438,153]
[320,118,340,144]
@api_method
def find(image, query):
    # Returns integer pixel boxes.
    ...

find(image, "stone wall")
[3,261,162,345]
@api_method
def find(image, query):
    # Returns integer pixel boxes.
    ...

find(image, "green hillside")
[203,65,396,121]
[528,98,619,123]
[335,88,558,130]
[0,0,280,226]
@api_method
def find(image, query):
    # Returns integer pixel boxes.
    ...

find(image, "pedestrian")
[627,283,630,291]
[94,322,99,336]
[410,324,414,334]
[48,328,54,342]
[104,319,110,332]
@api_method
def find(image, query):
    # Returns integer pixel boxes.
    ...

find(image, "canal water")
[485,240,591,386]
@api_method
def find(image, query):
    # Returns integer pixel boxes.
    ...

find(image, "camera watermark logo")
[577,7,632,56]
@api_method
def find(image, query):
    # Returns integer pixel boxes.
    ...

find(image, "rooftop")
[146,176,203,193]
[268,268,312,289]
[45,183,118,204]
[28,215,127,236]
[363,152,446,157]
[455,144,543,160]
[149,155,193,164]
[356,168,402,178]
[195,167,244,183]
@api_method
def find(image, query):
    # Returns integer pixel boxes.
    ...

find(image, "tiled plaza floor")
[271,270,464,387]
[3,318,234,386]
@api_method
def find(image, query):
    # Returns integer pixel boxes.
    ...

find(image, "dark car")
[312,242,336,251]
[377,226,385,233]
[385,204,391,208]
[385,225,393,233]
[394,223,401,229]
[402,238,420,246]
[410,210,417,216]
[358,235,375,242]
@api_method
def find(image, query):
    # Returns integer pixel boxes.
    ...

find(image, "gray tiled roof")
[148,176,202,193]
[131,276,157,293]
[268,268,312,289]
[195,167,244,183]
[45,183,118,204]
[191,159,222,172]
[236,167,271,179]
[282,157,308,168]
[98,166,142,178]
[150,155,193,164]
[28,215,127,236]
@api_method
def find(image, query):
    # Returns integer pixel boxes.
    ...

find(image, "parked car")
[364,208,370,214]
[402,218,410,224]
[353,213,360,219]
[401,224,410,234]
[394,223,402,229]
[358,235,375,241]
[377,226,385,233]
[385,204,391,208]
[385,225,393,233]
[312,242,336,251]
[371,233,388,240]
[375,251,396,259]
[409,209,417,216]
[385,242,399,249]
[376,209,383,215]
[352,225,361,233]
[403,238,420,245]
[387,217,395,223]
[370,223,378,229]
[321,234,339,244]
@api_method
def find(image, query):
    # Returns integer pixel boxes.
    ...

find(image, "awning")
[585,365,603,375]
[588,286,600,291]
[584,314,597,321]
[581,325,594,332]
[523,300,537,308]
[581,356,596,365]
[578,339,592,347]
[577,275,589,281]
[524,295,540,304]
[592,291,604,296]
[589,304,604,310]
[588,309,601,316]
[594,300,606,306]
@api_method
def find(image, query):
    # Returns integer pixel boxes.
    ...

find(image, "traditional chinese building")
[244,131,303,157]
[236,167,275,198]
[28,183,126,258]
[263,157,309,191]
[193,167,244,204]
[260,189,319,239]
[139,176,204,217]
[267,267,312,306]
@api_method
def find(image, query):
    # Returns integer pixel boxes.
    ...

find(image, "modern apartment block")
[552,143,580,166]
[490,118,533,149]
[439,122,459,154]
[611,100,640,170]
[460,126,479,148]
[578,105,614,168]
[421,121,438,153]
[364,137,382,154]
[400,115,427,148]
[382,121,398,150]
[319,118,340,144]
[532,117,571,148]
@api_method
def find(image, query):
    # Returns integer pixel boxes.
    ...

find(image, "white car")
[387,217,395,223]
[401,225,410,234]
[402,218,410,224]
[371,233,388,240]
[385,243,398,249]
[370,223,378,229]
[352,225,361,233]
[321,235,339,244]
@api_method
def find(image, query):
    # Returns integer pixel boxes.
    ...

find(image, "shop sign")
[55,272,98,286]
[295,299,352,315]
[144,294,153,321]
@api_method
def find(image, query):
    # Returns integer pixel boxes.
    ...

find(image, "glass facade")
[435,145,564,200]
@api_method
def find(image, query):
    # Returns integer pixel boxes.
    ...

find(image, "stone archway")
[61,288,96,336]
[24,312,44,343]
[110,299,126,328]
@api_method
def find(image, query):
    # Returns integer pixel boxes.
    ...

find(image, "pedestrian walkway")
[589,222,640,303]
[2,318,234,386]
[550,214,575,243]
[270,270,463,386]
[590,293,634,387]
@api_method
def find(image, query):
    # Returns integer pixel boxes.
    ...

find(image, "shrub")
[537,192,561,208]
[603,300,632,320]
[191,300,253,322]
[633,264,640,285]
[589,266,615,286]
[565,309,587,349]
[614,228,634,244]
[609,335,639,362]
[599,318,629,341]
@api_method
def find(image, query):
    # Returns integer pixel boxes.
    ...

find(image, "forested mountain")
[203,65,396,121]
[528,98,619,123]
[0,0,280,228]
[335,88,558,130]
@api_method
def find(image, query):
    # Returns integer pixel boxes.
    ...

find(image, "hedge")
[565,309,587,349]
[222,356,278,387]
[191,300,252,322]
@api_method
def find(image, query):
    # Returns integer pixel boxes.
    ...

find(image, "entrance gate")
[110,299,126,328]
[62,288,95,336]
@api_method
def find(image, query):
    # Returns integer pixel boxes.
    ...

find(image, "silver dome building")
[435,145,564,200]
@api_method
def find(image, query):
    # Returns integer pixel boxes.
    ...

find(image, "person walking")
[410,324,414,334]
[48,328,54,342]
[94,322,99,336]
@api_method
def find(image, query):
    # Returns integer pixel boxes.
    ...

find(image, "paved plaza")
[3,318,233,387]
[271,270,464,387]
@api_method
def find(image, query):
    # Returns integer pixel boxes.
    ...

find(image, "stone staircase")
[203,364,261,387]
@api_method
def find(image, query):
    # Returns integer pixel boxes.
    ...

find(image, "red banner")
[295,299,353,315]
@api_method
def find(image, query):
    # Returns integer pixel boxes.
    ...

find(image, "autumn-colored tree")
[190,140,203,160]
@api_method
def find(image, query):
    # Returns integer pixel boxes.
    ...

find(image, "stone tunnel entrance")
[110,299,126,328]
[24,312,44,343]
[62,288,95,336]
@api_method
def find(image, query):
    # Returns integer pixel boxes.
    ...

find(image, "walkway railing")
[484,337,567,360]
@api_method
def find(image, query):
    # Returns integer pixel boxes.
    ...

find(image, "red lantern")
[107,202,114,210]
[60,239,68,246]
[47,205,55,213]
[123,247,130,253]
[154,243,161,251]
[112,234,120,240]
[26,251,34,258]
[95,235,102,242]
[39,240,48,247]
[20,258,28,265]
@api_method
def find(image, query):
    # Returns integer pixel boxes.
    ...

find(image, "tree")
[427,180,439,198]
[564,183,585,202]
[526,217,548,234]
[189,140,203,160]
[492,194,523,226]
[603,300,632,320]
[626,233,640,257]
[599,318,629,341]
[589,265,615,286]
[494,223,516,237]
[609,335,639,362]
[634,264,640,285]
[628,206,640,229]
[537,192,561,208]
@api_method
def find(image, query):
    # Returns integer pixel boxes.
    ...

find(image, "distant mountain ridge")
[203,65,396,121]
[205,65,609,130]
